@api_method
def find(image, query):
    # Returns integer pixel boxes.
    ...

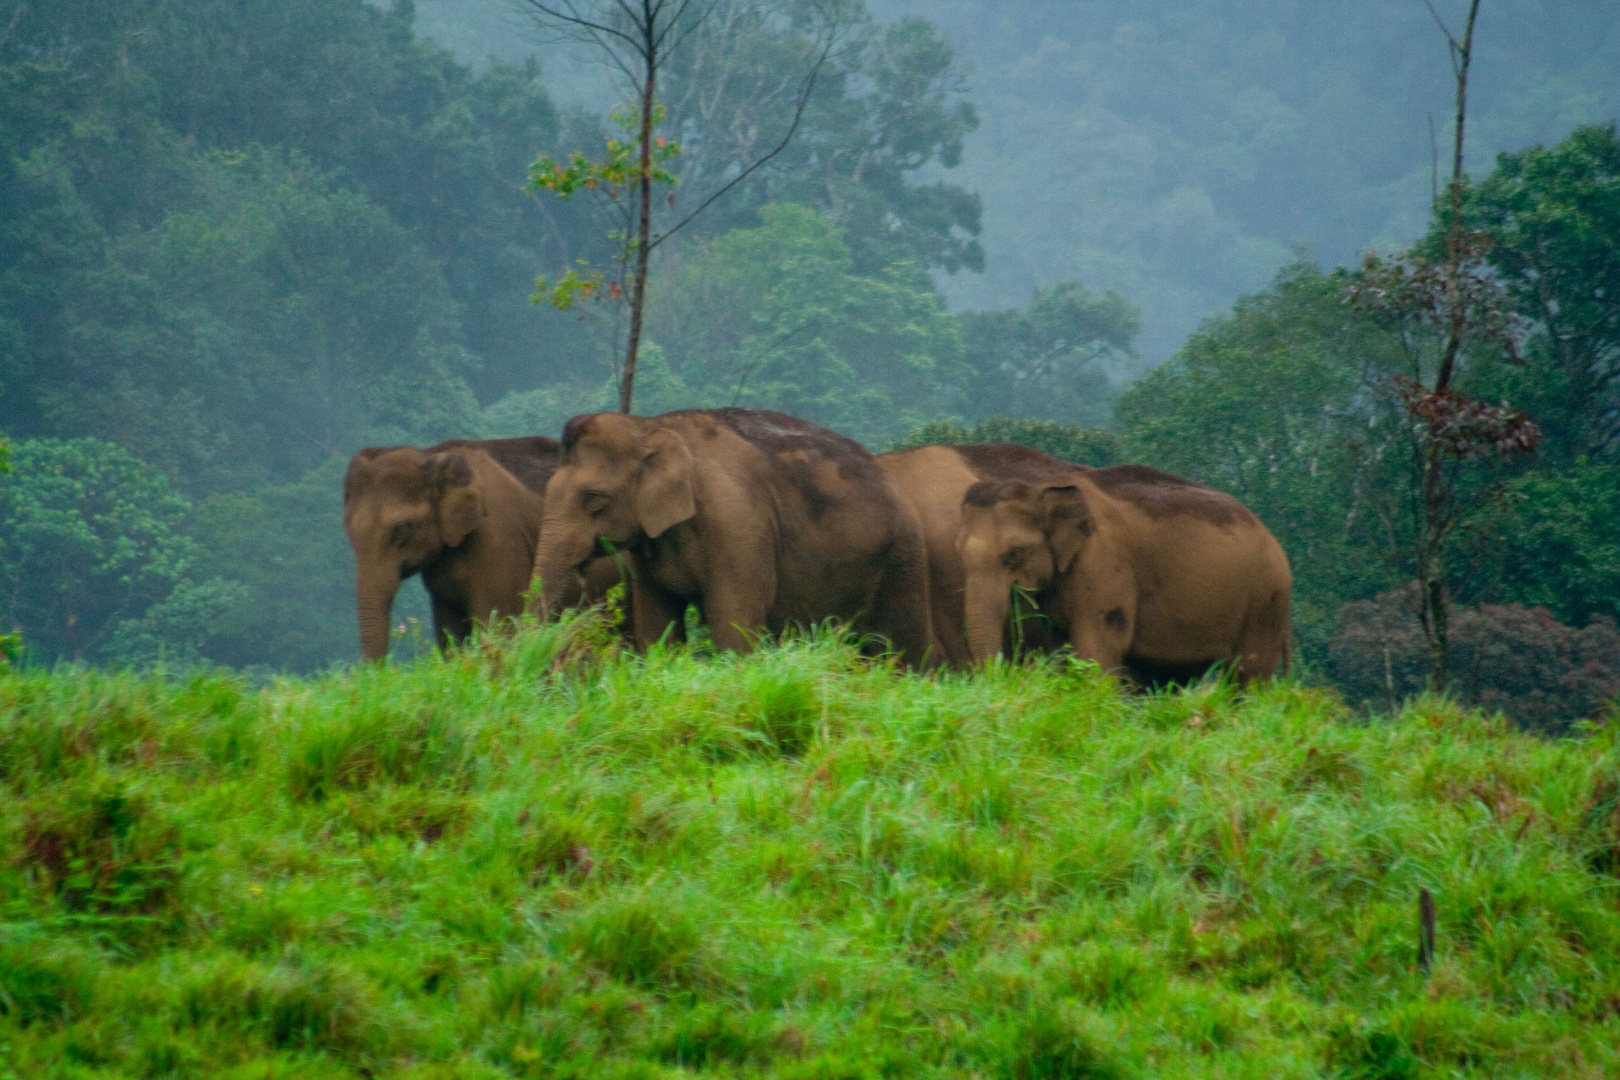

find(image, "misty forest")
[1,0,1618,729]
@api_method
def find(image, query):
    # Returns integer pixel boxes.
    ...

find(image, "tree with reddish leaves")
[1345,0,1540,693]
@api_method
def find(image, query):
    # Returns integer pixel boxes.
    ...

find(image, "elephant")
[529,408,938,665]
[343,437,625,662]
[876,442,1081,665]
[957,465,1292,683]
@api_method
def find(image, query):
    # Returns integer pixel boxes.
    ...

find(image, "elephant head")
[957,479,1091,664]
[530,413,695,617]
[342,447,485,660]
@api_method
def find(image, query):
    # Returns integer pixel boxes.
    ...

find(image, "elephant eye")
[1001,547,1026,568]
[582,491,609,515]
[390,522,413,546]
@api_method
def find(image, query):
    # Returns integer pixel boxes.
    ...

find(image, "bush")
[1328,584,1620,731]
[0,439,195,664]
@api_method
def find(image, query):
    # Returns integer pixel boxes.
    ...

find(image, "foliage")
[1464,122,1620,463]
[957,282,1139,427]
[3,626,1620,1074]
[1,0,595,403]
[656,202,963,445]
[1329,585,1620,734]
[0,439,195,664]
[892,416,1122,468]
[0,4,579,494]
[1461,461,1620,628]
[525,106,683,323]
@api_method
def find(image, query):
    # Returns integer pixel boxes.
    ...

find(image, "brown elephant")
[877,442,1081,665]
[343,437,625,662]
[529,408,937,665]
[958,465,1292,683]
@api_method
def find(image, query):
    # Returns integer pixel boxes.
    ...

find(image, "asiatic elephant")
[529,408,938,665]
[877,442,1081,665]
[957,465,1291,683]
[343,437,625,661]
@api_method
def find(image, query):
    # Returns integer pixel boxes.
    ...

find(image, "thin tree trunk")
[1417,0,1480,694]
[620,45,657,414]
[1414,436,1450,693]
[1434,0,1478,392]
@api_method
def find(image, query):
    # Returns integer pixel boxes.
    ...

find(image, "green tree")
[1464,123,1620,464]
[1,0,601,409]
[0,439,195,663]
[1462,461,1620,628]
[1344,0,1540,692]
[957,282,1138,426]
[520,0,843,412]
[3,148,482,495]
[655,202,962,445]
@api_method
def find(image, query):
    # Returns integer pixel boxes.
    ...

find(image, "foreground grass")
[3,617,1620,1078]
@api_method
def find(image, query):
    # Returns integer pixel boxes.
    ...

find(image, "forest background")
[1,0,1618,729]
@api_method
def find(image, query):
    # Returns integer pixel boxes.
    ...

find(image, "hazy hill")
[416,0,1620,361]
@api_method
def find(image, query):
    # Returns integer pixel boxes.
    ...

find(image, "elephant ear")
[634,428,697,539]
[1040,484,1094,573]
[434,452,484,548]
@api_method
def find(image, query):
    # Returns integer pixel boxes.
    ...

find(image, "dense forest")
[1,0,1617,727]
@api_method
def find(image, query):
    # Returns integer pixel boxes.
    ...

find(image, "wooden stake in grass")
[1418,887,1437,975]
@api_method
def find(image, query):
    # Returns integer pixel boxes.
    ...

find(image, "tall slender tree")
[1348,0,1539,692]
[522,0,843,413]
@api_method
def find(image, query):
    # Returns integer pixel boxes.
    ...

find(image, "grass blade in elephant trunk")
[964,578,1013,666]
[356,568,402,662]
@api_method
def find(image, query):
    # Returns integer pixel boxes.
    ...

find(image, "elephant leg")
[867,548,939,669]
[629,577,688,650]
[1064,595,1134,678]
[430,594,472,652]
[703,583,771,653]
[1232,589,1291,685]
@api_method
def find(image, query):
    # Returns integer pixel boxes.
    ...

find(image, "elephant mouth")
[399,555,436,578]
[594,535,636,558]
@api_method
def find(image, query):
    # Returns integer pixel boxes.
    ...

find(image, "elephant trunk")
[530,515,598,619]
[964,575,1012,665]
[356,566,402,662]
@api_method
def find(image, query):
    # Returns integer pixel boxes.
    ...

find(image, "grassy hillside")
[3,616,1619,1078]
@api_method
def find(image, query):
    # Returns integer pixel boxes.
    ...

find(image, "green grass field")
[3,613,1619,1078]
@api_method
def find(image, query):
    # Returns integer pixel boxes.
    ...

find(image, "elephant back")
[1086,464,1257,527]
[425,436,562,496]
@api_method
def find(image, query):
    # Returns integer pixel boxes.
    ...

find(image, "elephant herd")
[343,407,1293,683]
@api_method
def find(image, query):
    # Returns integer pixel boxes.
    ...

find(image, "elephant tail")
[1281,637,1293,678]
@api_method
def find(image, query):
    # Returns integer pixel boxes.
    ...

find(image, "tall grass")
[2,612,1619,1077]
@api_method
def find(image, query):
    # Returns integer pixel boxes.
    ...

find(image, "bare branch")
[1422,0,1461,80]
[650,30,836,250]
[522,0,646,54]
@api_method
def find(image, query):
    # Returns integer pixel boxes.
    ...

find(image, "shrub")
[1328,585,1620,731]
